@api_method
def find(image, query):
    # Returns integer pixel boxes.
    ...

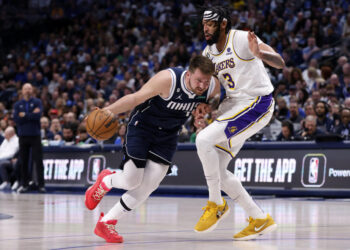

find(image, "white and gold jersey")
[202,29,273,99]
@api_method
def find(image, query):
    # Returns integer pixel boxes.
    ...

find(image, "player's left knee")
[195,131,211,151]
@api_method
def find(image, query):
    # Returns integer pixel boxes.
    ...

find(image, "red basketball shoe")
[94,213,124,243]
[85,169,113,210]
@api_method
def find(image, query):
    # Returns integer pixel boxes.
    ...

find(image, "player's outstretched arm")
[104,70,172,115]
[248,31,285,69]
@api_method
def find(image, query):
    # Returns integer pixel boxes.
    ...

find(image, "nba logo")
[308,158,319,183]
[92,158,101,181]
[301,154,327,187]
[87,155,106,184]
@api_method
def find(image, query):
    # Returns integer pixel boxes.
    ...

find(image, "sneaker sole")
[94,225,124,243]
[233,223,277,241]
[194,206,230,233]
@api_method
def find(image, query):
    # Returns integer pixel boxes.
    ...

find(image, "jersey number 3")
[223,73,235,89]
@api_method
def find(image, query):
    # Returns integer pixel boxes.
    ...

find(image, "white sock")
[220,167,265,219]
[101,200,130,222]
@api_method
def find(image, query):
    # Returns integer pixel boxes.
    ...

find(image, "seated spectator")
[62,123,76,145]
[287,101,304,133]
[260,110,281,141]
[76,125,95,145]
[302,37,321,62]
[277,120,298,141]
[298,115,324,140]
[0,126,19,190]
[303,66,318,91]
[190,116,208,143]
[49,118,62,136]
[114,123,127,145]
[333,108,350,140]
[314,101,334,133]
[275,97,289,121]
[40,116,54,140]
[330,103,341,127]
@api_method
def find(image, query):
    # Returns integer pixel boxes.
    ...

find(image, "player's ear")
[221,20,227,30]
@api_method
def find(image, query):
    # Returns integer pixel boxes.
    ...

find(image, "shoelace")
[105,223,118,235]
[246,217,254,225]
[92,184,107,201]
[201,205,216,220]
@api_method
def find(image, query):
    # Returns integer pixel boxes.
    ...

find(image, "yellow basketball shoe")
[194,198,230,233]
[233,214,277,241]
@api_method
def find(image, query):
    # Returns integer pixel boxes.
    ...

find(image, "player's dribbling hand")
[192,103,211,120]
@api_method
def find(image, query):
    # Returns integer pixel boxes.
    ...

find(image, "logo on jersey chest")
[214,58,235,75]
[167,101,198,112]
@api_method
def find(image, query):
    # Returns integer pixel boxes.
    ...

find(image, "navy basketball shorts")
[121,123,178,168]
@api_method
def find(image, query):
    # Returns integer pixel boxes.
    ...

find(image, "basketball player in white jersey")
[194,6,285,240]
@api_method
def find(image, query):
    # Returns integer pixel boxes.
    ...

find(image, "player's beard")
[206,27,220,46]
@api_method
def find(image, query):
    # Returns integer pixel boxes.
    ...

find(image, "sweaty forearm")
[258,50,285,69]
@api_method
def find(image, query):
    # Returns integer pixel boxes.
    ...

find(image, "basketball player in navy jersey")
[85,55,220,243]
[194,6,285,240]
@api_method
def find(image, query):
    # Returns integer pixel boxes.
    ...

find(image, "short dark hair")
[188,55,215,75]
[281,119,294,134]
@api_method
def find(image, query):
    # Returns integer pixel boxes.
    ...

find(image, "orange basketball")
[86,109,118,141]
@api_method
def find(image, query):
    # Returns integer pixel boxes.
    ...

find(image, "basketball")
[86,109,118,141]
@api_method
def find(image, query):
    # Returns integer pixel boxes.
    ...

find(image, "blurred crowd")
[0,0,350,148]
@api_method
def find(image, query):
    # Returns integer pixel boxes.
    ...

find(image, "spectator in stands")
[328,74,343,99]
[62,123,76,145]
[302,37,321,62]
[303,67,319,91]
[260,110,282,141]
[290,68,304,85]
[287,101,304,133]
[76,125,95,145]
[0,126,19,190]
[311,90,322,104]
[298,115,324,140]
[276,120,297,141]
[13,83,45,193]
[114,123,127,146]
[40,116,54,140]
[314,101,334,133]
[286,40,304,67]
[0,1,349,142]
[275,96,289,121]
[49,118,62,137]
[304,103,315,116]
[333,108,350,140]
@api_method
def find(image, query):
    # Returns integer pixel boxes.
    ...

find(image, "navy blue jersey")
[129,67,215,132]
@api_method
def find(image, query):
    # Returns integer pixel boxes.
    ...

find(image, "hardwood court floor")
[0,192,350,250]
